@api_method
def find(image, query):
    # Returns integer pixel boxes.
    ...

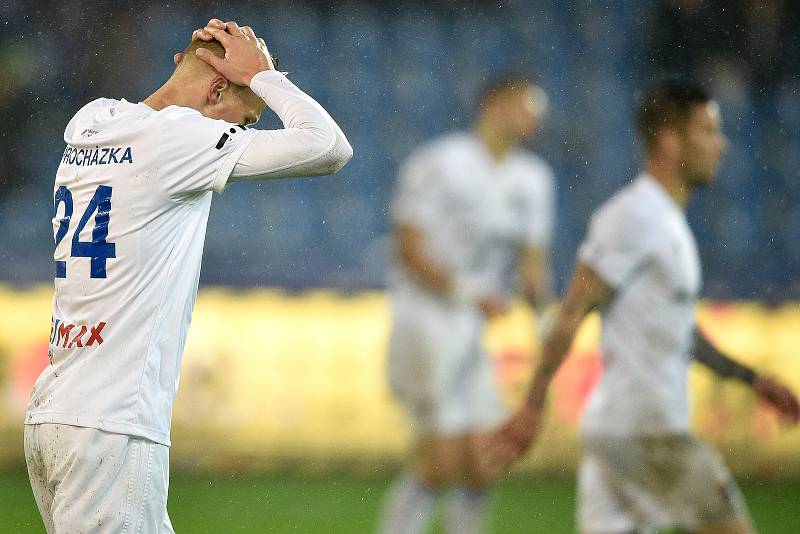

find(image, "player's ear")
[208,76,230,105]
[173,53,185,66]
[656,128,681,158]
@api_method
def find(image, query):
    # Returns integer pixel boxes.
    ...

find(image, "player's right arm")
[395,223,507,317]
[524,263,611,409]
[391,150,504,315]
[199,21,352,182]
[395,224,452,295]
[485,198,652,471]
[483,262,611,471]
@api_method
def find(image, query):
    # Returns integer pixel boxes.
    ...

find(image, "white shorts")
[387,290,506,436]
[24,423,175,534]
[578,434,749,533]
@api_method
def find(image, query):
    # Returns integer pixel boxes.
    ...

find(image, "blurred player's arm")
[518,164,556,323]
[392,149,506,315]
[693,330,800,424]
[392,150,454,296]
[515,199,647,409]
[198,21,352,181]
[485,262,612,468]
[692,331,757,383]
[518,246,556,334]
[518,246,553,312]
[524,262,610,409]
[395,224,506,317]
[395,224,452,295]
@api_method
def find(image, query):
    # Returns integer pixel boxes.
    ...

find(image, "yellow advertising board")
[1,285,799,475]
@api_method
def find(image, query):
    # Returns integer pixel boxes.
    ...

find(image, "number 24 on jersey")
[53,185,116,279]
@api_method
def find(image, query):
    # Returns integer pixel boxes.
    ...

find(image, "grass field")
[2,471,800,533]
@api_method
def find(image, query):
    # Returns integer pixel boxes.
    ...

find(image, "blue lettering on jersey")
[61,146,134,166]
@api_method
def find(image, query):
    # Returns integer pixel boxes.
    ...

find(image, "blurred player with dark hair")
[24,19,351,533]
[488,80,800,534]
[379,75,555,534]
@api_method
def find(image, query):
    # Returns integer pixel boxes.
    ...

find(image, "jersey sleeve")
[229,71,352,181]
[391,150,441,229]
[521,164,556,249]
[155,108,258,199]
[578,200,656,290]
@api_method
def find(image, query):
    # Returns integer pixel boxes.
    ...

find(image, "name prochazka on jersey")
[61,146,134,167]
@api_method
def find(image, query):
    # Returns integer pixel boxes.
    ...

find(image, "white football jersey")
[390,132,555,300]
[25,98,258,445]
[579,174,702,437]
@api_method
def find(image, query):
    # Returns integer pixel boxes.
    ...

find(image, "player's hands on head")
[480,404,542,478]
[191,18,226,42]
[196,20,275,86]
[173,19,228,66]
[753,376,800,425]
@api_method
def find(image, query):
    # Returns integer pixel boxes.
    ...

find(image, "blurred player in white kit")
[488,80,800,534]
[24,19,352,533]
[379,75,555,534]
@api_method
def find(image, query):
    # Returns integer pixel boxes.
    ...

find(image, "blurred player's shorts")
[387,290,506,436]
[578,433,750,533]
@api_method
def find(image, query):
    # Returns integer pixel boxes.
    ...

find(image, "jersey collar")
[637,173,684,215]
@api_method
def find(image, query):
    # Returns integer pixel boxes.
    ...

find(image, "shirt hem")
[24,411,171,447]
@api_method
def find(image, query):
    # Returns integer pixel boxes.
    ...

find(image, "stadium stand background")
[0,0,799,298]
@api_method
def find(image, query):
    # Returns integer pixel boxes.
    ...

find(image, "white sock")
[377,474,438,534]
[445,487,490,534]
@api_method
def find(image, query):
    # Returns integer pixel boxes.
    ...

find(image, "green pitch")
[2,471,799,533]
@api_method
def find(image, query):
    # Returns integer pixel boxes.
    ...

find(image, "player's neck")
[475,121,513,162]
[645,159,693,209]
[143,79,204,113]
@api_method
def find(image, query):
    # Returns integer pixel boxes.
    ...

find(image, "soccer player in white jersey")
[379,76,555,534]
[24,19,352,533]
[487,80,800,534]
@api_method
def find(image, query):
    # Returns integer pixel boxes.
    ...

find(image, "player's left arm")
[693,329,800,424]
[198,21,353,181]
[517,164,557,324]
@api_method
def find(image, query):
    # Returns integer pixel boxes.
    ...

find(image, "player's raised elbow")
[327,134,353,174]
[309,126,353,176]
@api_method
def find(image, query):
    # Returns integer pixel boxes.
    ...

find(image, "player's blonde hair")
[174,39,254,98]
[177,39,225,71]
